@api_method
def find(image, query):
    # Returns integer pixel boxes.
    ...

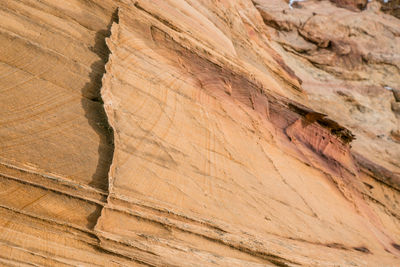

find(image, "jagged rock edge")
[93,8,119,251]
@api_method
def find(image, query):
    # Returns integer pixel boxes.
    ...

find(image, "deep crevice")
[81,9,118,192]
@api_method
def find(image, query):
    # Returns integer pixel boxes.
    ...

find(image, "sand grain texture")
[0,0,400,266]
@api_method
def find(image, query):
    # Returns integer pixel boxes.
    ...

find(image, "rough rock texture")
[0,0,399,266]
[254,0,400,188]
[380,0,400,18]
[330,0,368,11]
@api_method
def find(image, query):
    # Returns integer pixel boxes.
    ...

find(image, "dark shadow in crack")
[87,205,104,229]
[81,9,118,192]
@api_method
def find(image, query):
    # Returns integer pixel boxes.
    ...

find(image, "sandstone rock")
[392,101,400,115]
[380,0,400,18]
[393,88,400,101]
[330,0,368,11]
[391,130,400,142]
[0,0,399,266]
[254,0,400,184]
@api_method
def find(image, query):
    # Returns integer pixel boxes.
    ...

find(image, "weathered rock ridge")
[0,0,399,266]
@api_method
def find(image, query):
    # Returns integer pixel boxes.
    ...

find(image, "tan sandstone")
[0,0,399,266]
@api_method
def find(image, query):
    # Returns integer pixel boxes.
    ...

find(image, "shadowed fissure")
[81,9,118,192]
[80,9,118,232]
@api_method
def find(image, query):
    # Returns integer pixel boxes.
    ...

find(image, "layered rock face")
[0,0,399,266]
[254,0,400,189]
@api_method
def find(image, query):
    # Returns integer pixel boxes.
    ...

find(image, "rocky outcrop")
[330,0,368,11]
[254,0,400,187]
[0,0,399,266]
[380,0,400,18]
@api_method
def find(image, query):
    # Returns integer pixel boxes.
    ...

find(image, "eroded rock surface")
[0,0,399,266]
[254,0,400,188]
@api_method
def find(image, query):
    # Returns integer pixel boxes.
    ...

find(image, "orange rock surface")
[0,0,399,266]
